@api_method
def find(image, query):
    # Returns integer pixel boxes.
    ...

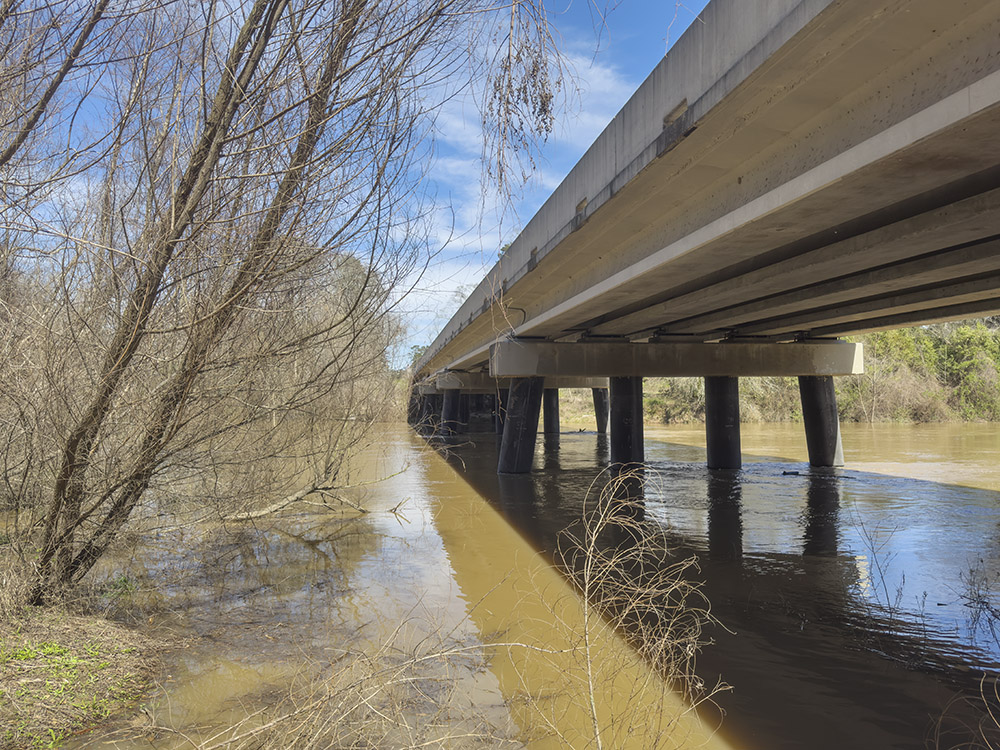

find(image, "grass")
[0,605,157,749]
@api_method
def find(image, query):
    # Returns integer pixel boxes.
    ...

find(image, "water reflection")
[437,429,1000,750]
[541,433,561,470]
[596,433,610,465]
[802,470,840,556]
[706,471,742,564]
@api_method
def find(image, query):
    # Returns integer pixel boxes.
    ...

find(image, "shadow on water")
[430,423,1000,750]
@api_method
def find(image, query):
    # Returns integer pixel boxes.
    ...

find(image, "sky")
[398,0,712,362]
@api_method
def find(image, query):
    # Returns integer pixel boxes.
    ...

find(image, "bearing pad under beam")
[490,341,863,377]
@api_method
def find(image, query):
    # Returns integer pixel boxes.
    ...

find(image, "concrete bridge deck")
[411,0,1000,474]
[416,0,1000,377]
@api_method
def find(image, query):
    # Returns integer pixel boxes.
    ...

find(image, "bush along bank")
[638,320,1000,424]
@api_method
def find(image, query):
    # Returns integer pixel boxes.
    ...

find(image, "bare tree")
[0,0,565,601]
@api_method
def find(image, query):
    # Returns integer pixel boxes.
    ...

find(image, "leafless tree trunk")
[0,0,566,601]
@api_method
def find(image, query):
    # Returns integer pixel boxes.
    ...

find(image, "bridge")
[410,0,1000,474]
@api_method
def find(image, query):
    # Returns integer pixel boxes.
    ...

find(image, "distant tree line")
[642,319,1000,424]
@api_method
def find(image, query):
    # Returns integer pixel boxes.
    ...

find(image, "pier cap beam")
[435,370,608,392]
[490,340,863,378]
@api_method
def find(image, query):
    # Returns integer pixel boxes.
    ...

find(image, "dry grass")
[0,603,157,749]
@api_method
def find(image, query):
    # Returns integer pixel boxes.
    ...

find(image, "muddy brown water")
[75,421,1000,749]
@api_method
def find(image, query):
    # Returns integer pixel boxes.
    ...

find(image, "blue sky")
[399,0,711,359]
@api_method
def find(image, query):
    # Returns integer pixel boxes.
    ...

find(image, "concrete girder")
[588,187,1000,338]
[734,269,1000,337]
[660,236,1000,337]
[489,340,863,378]
[495,87,1000,348]
[414,0,1000,379]
[809,296,1000,338]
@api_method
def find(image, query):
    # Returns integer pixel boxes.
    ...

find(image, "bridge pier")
[592,387,609,434]
[609,376,644,467]
[498,377,544,474]
[799,375,844,467]
[441,389,461,436]
[459,392,470,432]
[415,394,430,433]
[543,388,560,435]
[494,389,506,434]
[705,376,742,470]
[423,393,442,435]
[407,391,419,425]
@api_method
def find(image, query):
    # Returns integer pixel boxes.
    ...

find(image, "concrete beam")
[434,371,608,392]
[664,237,1000,336]
[490,340,863,378]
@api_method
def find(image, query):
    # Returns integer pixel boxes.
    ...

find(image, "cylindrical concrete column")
[440,389,461,436]
[705,376,741,470]
[609,376,644,466]
[494,388,507,434]
[458,393,471,432]
[592,387,609,434]
[799,375,844,467]
[422,393,442,435]
[498,377,544,473]
[543,388,560,435]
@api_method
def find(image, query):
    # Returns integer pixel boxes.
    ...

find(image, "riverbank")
[7,428,735,750]
[0,605,156,749]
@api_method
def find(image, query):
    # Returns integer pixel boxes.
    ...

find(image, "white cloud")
[401,34,639,353]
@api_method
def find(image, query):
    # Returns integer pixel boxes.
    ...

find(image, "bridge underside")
[411,0,1000,478]
[418,0,1000,378]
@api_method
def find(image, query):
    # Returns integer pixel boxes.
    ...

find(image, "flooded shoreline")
[74,427,730,749]
[70,421,1000,749]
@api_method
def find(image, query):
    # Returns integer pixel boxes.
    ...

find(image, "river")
[75,421,1000,749]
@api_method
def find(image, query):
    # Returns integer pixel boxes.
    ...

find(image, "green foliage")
[643,378,705,423]
[407,344,429,370]
[638,320,1000,424]
[102,575,138,600]
[841,321,1000,422]
[936,322,1000,420]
